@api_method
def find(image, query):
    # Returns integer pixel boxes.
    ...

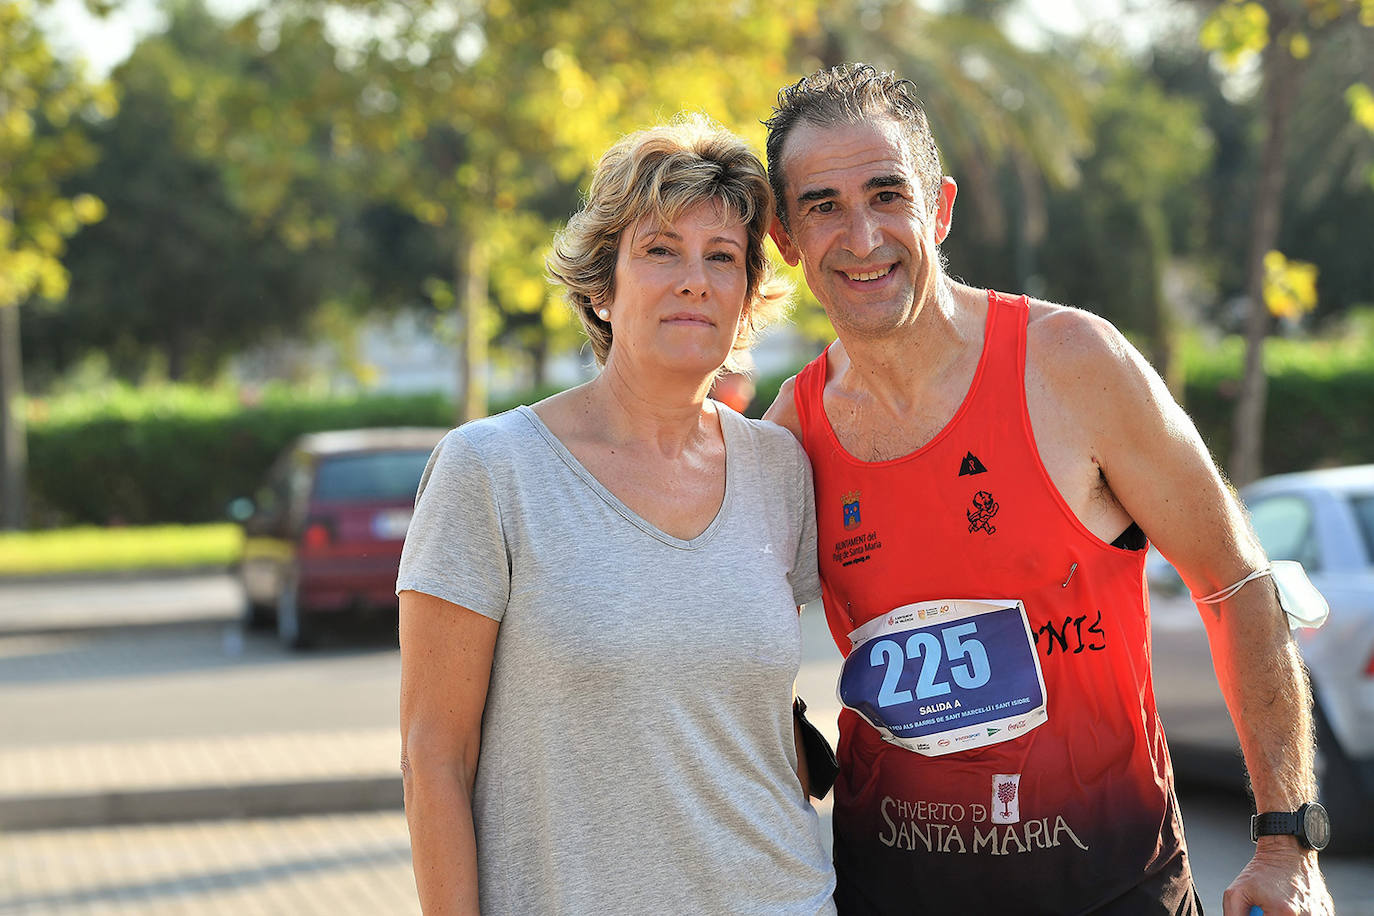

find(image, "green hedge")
[25,384,556,526]
[1179,334,1374,476]
[24,334,1374,527]
[749,331,1374,480]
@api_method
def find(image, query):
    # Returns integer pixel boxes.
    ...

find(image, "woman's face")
[603,200,749,381]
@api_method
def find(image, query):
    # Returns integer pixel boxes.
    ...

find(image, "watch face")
[1302,803,1331,851]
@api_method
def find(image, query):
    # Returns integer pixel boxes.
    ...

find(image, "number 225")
[870,622,991,708]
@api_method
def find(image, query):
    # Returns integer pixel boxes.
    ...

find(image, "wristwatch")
[1250,802,1330,851]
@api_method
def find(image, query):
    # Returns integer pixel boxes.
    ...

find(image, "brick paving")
[0,812,420,915]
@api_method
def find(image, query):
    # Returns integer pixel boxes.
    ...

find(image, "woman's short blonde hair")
[547,114,791,372]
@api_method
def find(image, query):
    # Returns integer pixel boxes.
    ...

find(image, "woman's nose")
[678,260,709,298]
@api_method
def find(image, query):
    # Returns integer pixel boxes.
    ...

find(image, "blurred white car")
[1149,464,1374,853]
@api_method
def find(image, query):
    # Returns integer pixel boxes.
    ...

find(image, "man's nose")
[842,208,882,259]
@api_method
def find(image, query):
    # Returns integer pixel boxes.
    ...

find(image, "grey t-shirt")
[397,404,835,915]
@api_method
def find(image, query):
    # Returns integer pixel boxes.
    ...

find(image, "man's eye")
[813,201,835,214]
[876,191,899,203]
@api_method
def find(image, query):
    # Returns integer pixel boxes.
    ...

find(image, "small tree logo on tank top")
[992,773,1021,824]
[967,490,999,534]
[842,491,862,530]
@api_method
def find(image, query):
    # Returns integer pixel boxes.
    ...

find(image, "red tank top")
[795,291,1196,914]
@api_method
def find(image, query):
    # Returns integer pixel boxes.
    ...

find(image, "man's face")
[770,118,954,340]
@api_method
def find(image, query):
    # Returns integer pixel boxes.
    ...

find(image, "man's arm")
[1037,308,1330,916]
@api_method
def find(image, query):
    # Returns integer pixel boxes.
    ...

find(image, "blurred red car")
[233,427,448,649]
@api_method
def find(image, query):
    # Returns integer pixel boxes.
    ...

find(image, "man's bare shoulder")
[762,375,803,440]
[1025,299,1133,366]
[1024,299,1157,410]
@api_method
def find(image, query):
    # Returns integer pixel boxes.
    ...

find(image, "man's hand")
[1222,843,1332,916]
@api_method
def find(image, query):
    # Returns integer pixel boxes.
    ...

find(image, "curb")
[0,775,402,832]
[0,612,241,639]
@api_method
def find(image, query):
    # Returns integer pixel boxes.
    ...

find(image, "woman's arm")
[399,589,500,915]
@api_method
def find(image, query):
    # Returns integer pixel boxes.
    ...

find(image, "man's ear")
[934,177,957,244]
[769,216,800,267]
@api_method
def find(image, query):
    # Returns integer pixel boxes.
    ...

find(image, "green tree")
[1199,0,1374,484]
[1037,61,1213,393]
[185,0,811,421]
[1275,18,1374,321]
[0,0,113,528]
[811,0,1092,284]
[27,9,346,383]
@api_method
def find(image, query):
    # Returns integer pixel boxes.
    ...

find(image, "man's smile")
[841,264,897,283]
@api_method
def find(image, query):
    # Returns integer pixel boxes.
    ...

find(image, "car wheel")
[1314,703,1374,853]
[242,598,275,631]
[234,566,275,631]
[275,573,312,651]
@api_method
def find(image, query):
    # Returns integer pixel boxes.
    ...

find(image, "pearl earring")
[596,308,610,321]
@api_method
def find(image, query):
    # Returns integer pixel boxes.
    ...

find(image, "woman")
[396,115,835,915]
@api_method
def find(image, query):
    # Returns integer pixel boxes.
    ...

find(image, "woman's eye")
[709,252,736,263]
[647,246,672,256]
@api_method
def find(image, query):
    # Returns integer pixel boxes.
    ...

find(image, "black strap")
[793,696,839,799]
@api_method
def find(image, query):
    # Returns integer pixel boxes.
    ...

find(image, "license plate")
[372,509,413,540]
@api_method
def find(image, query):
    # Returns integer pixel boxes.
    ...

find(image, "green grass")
[0,524,244,577]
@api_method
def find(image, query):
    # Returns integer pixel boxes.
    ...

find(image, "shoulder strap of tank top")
[792,345,831,444]
[978,290,1030,397]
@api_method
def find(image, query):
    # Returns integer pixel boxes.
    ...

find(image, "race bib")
[838,599,1048,756]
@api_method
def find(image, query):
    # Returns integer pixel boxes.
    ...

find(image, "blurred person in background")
[710,349,758,414]
[395,114,836,915]
[763,64,1332,916]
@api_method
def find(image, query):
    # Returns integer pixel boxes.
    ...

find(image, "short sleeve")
[787,439,822,608]
[396,428,510,621]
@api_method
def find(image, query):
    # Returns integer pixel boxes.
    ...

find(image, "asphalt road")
[1,574,1370,914]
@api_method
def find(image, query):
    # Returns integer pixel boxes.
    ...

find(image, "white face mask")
[1195,560,1329,630]
[1271,560,1330,630]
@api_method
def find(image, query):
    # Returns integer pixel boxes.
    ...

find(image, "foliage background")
[4,0,1374,530]
[26,313,1374,527]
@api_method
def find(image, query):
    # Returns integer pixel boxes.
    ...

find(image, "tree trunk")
[530,335,548,390]
[1229,19,1301,487]
[0,304,28,530]
[454,229,489,425]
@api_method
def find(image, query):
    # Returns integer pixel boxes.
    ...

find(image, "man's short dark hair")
[764,63,943,229]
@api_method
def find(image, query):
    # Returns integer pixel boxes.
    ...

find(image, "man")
[763,64,1332,915]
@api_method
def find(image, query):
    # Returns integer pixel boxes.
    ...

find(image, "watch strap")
[1251,810,1301,842]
